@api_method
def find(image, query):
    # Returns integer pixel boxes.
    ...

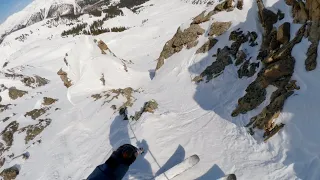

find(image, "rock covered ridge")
[155,0,318,141]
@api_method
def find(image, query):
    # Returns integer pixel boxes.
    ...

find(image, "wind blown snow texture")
[0,0,320,179]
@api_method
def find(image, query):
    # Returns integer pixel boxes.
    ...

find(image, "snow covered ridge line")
[0,0,151,45]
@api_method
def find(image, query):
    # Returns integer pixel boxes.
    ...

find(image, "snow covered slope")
[1,0,320,180]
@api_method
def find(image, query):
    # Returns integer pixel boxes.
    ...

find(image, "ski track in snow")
[0,0,320,180]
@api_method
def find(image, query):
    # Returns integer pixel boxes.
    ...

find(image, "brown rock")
[192,10,215,24]
[292,1,308,23]
[98,40,109,54]
[0,166,19,180]
[8,87,27,100]
[277,22,291,44]
[208,21,232,36]
[57,69,72,88]
[214,0,233,12]
[237,0,244,10]
[156,24,204,70]
[42,97,58,106]
[196,37,218,54]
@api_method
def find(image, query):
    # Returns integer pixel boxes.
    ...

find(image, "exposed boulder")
[277,22,291,44]
[57,69,72,88]
[192,10,215,24]
[238,61,259,78]
[156,24,205,70]
[196,37,218,54]
[24,108,47,120]
[42,97,58,106]
[1,121,19,147]
[8,87,28,100]
[132,100,158,120]
[0,104,12,113]
[97,40,109,54]
[19,119,52,144]
[214,0,233,12]
[0,166,19,180]
[232,81,267,116]
[208,21,232,36]
[237,0,244,10]
[193,46,233,82]
[21,75,49,88]
[172,25,205,47]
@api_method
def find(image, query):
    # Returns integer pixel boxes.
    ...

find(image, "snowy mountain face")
[1,0,320,179]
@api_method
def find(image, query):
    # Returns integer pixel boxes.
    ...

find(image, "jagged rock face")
[196,37,218,54]
[26,11,45,26]
[277,22,291,44]
[292,1,308,23]
[305,41,319,71]
[208,22,232,36]
[214,0,233,12]
[156,24,205,70]
[1,121,19,147]
[47,4,75,18]
[194,46,233,82]
[192,10,215,24]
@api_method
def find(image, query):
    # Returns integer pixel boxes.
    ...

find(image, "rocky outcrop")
[232,1,307,140]
[238,61,259,78]
[208,22,232,36]
[97,40,110,54]
[156,24,205,70]
[214,0,233,12]
[132,100,158,120]
[8,87,28,100]
[237,0,244,10]
[57,69,72,88]
[0,166,19,180]
[192,10,215,24]
[42,97,58,106]
[25,108,48,120]
[1,121,19,147]
[305,41,319,71]
[19,119,52,144]
[47,4,75,18]
[193,46,233,82]
[21,75,49,88]
[196,37,218,54]
[277,22,291,44]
